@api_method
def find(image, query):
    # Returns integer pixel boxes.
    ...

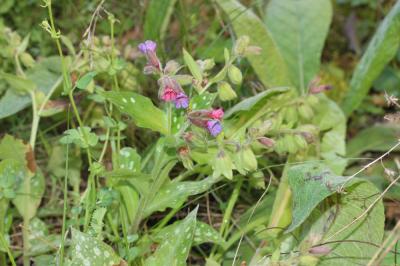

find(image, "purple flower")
[175,92,189,109]
[207,120,222,137]
[138,40,157,54]
[138,40,161,71]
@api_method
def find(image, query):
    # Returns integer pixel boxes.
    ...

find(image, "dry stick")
[367,219,400,266]
[326,174,400,241]
[339,141,400,191]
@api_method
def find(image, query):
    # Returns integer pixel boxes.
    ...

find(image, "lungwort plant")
[0,0,400,265]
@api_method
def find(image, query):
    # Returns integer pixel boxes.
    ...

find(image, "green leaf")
[341,1,400,116]
[143,176,219,218]
[12,170,45,220]
[183,48,202,82]
[70,228,125,266]
[99,90,168,134]
[189,92,217,110]
[319,180,384,265]
[118,147,141,173]
[216,0,291,88]
[145,207,198,266]
[286,162,347,233]
[0,57,62,119]
[347,124,400,158]
[0,159,25,200]
[144,0,178,42]
[0,72,37,94]
[155,221,224,246]
[0,134,28,163]
[313,95,346,174]
[76,71,97,90]
[60,127,99,149]
[265,0,332,92]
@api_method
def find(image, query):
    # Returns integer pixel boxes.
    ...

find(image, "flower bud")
[213,150,233,179]
[309,245,331,256]
[234,35,250,56]
[257,137,275,148]
[293,134,307,150]
[20,52,35,68]
[228,65,243,85]
[299,104,314,120]
[284,134,298,154]
[284,106,298,122]
[218,81,237,101]
[310,84,333,94]
[245,46,262,55]
[164,60,180,75]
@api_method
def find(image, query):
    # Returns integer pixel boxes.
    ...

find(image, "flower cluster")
[188,108,224,136]
[138,40,189,109]
[138,40,224,136]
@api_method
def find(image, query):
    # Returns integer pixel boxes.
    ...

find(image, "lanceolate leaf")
[265,0,332,93]
[341,1,400,116]
[216,0,291,88]
[143,0,178,42]
[145,207,198,266]
[99,90,168,134]
[143,176,219,218]
[347,124,400,158]
[70,229,125,265]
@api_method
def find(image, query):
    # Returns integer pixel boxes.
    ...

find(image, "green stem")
[22,218,30,266]
[167,103,172,135]
[58,108,70,266]
[29,91,39,150]
[211,178,243,258]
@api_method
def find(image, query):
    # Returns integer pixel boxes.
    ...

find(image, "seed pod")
[284,106,298,123]
[20,52,35,68]
[299,255,319,266]
[294,134,307,150]
[213,150,233,179]
[306,94,319,106]
[299,104,314,120]
[228,65,243,85]
[274,138,287,154]
[242,148,257,172]
[285,134,298,154]
[218,81,237,101]
[232,147,246,175]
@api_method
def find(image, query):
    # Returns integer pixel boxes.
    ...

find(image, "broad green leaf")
[0,57,62,119]
[0,0,14,14]
[286,162,347,233]
[265,0,332,93]
[313,95,346,174]
[0,72,37,94]
[60,127,99,149]
[143,0,177,42]
[145,207,198,266]
[216,0,291,88]
[0,134,28,163]
[341,1,400,116]
[189,92,217,110]
[70,228,125,266]
[183,49,202,82]
[0,159,25,200]
[118,147,141,173]
[347,124,400,158]
[319,180,384,265]
[155,221,224,246]
[76,71,97,90]
[143,176,219,218]
[12,170,45,220]
[99,90,168,134]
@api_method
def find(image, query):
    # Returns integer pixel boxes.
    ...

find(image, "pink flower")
[138,40,161,72]
[208,108,224,120]
[161,87,177,102]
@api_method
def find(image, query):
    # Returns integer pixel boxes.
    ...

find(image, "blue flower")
[206,120,222,137]
[138,40,157,54]
[175,92,189,109]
